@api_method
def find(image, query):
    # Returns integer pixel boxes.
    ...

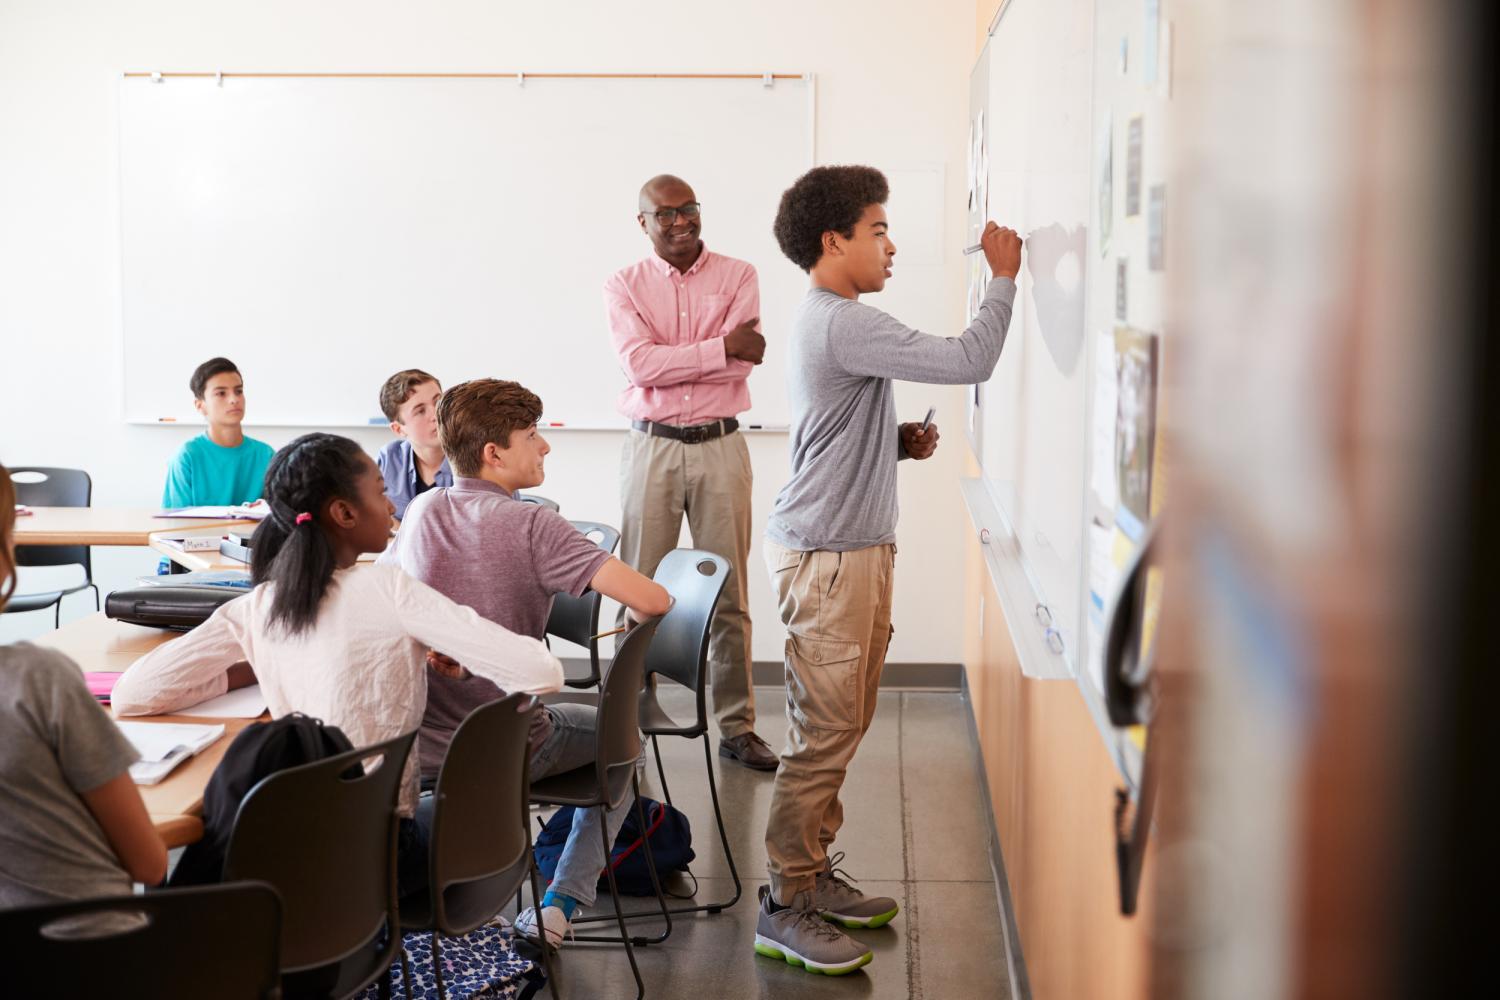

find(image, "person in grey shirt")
[0,465,168,913]
[752,166,1022,977]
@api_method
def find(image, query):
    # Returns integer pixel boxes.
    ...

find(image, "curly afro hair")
[773,165,889,272]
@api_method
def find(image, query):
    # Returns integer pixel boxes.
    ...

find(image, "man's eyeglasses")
[649,202,702,226]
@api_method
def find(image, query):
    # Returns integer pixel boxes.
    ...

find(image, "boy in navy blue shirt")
[376,368,452,520]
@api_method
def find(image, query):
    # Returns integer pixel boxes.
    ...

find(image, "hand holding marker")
[964,222,1024,280]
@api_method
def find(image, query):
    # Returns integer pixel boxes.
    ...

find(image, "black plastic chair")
[559,550,739,925]
[4,467,99,625]
[0,880,282,998]
[531,616,668,1000]
[224,730,417,1000]
[515,493,561,512]
[402,693,552,1000]
[546,520,621,689]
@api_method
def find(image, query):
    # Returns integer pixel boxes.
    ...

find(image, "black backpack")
[168,713,354,887]
[532,796,695,896]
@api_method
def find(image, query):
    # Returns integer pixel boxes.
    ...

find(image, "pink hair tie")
[294,512,312,525]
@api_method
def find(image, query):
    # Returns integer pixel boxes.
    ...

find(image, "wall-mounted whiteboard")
[965,0,1173,779]
[965,0,1094,683]
[118,74,811,428]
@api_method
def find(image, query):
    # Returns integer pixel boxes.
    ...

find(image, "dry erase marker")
[920,407,936,432]
[964,230,1032,254]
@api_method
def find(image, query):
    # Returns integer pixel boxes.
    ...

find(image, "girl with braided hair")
[114,433,564,893]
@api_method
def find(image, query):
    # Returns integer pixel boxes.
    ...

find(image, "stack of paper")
[156,500,270,520]
[116,721,226,785]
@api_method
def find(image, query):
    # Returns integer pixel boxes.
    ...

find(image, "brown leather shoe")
[719,731,780,771]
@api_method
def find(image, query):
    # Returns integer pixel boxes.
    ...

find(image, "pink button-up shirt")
[604,246,759,425]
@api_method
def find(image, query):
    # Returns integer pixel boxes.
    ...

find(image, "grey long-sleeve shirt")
[766,277,1016,552]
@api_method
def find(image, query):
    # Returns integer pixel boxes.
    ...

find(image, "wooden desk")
[15,508,256,547]
[32,612,259,848]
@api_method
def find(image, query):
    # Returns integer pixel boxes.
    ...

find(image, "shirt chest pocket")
[699,293,733,334]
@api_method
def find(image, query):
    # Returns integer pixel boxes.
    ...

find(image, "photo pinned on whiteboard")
[1113,327,1159,543]
[1116,258,1129,322]
[1125,116,1144,217]
[1148,184,1166,271]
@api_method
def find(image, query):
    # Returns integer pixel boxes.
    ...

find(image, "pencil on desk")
[590,625,628,641]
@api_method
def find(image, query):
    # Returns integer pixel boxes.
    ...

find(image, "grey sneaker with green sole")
[753,886,873,976]
[814,853,900,929]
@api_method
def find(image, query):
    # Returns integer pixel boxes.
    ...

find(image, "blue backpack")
[533,796,695,896]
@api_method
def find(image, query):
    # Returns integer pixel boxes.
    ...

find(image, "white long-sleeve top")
[112,564,564,815]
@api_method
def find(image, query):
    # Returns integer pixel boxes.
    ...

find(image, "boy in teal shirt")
[161,357,275,508]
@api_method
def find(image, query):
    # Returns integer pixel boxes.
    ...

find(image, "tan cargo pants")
[762,538,896,902]
[618,428,756,738]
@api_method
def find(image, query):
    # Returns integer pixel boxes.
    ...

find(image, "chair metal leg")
[432,930,446,1000]
[527,842,559,999]
[599,816,646,1000]
[571,735,743,926]
[632,772,673,941]
[650,735,673,805]
[568,786,673,946]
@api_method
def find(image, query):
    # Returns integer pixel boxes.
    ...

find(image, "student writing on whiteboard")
[754,165,1020,977]
[603,173,778,772]
[161,357,275,509]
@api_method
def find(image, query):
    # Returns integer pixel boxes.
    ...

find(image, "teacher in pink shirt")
[603,174,777,772]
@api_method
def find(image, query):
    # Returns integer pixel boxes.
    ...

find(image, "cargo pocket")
[784,635,863,732]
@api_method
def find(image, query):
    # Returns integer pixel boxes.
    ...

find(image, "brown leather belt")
[631,417,739,444]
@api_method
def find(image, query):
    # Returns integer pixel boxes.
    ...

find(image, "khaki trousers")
[762,538,896,902]
[618,428,756,737]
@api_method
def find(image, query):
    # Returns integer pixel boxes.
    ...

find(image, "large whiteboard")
[118,75,811,428]
[966,0,1094,682]
[966,0,1173,777]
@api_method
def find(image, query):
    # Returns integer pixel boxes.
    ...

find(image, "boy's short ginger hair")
[436,379,543,477]
[379,369,441,422]
[189,357,241,400]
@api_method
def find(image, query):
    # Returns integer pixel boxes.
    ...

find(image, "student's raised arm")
[830,279,1016,385]
[389,569,565,695]
[589,557,673,621]
[112,598,251,716]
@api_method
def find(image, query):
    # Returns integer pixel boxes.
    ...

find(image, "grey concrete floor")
[520,686,1012,1000]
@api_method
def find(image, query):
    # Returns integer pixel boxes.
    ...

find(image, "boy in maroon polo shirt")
[380,378,672,950]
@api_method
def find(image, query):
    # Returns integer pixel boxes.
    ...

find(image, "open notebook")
[116,721,226,785]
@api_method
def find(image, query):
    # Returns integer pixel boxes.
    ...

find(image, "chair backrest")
[646,550,730,707]
[594,615,661,803]
[427,692,537,935]
[224,729,416,977]
[545,520,622,686]
[0,881,281,999]
[10,466,91,571]
[514,492,560,512]
[569,519,620,554]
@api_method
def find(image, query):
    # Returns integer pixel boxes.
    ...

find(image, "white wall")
[0,0,980,664]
